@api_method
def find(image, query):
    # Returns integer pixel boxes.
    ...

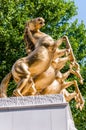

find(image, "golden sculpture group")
[0,17,84,110]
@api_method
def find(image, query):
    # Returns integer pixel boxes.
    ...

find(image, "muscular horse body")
[0,17,84,110]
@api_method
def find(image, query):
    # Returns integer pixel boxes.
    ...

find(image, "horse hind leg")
[12,62,37,96]
[13,75,37,97]
[21,79,37,96]
[21,83,31,96]
[13,77,29,97]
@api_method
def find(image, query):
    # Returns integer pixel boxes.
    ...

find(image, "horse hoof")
[80,79,83,85]
[80,106,83,111]
[0,93,7,98]
[76,103,80,109]
[13,90,23,97]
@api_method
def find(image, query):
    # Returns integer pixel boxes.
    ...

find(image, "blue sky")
[74,0,86,25]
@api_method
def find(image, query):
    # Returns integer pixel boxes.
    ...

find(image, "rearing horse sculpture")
[21,18,84,110]
[0,17,84,110]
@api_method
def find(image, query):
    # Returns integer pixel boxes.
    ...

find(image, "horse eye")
[38,18,41,21]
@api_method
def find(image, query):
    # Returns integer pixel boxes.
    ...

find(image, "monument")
[0,17,84,130]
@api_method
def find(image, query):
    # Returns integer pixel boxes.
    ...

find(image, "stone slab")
[0,94,64,110]
[0,94,68,130]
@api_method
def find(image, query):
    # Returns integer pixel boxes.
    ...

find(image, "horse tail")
[0,71,12,97]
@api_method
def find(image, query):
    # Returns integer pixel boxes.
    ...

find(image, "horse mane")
[24,21,35,54]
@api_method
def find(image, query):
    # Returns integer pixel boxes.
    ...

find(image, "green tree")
[0,0,86,129]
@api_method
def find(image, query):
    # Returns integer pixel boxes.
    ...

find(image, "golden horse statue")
[22,18,84,110]
[0,17,84,110]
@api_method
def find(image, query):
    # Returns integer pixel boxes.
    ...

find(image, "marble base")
[0,94,75,130]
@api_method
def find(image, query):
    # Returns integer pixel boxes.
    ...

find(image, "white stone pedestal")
[0,94,76,130]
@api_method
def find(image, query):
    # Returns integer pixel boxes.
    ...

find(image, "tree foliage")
[0,0,86,129]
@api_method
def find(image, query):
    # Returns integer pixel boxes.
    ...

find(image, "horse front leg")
[53,48,70,59]
[52,56,69,71]
[70,69,83,84]
[62,70,71,80]
[73,80,84,110]
[55,37,65,48]
[62,80,84,110]
[61,89,76,102]
[70,63,83,84]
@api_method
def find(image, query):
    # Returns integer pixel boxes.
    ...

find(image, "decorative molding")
[0,94,65,110]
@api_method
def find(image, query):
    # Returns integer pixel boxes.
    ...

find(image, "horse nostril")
[40,22,43,24]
